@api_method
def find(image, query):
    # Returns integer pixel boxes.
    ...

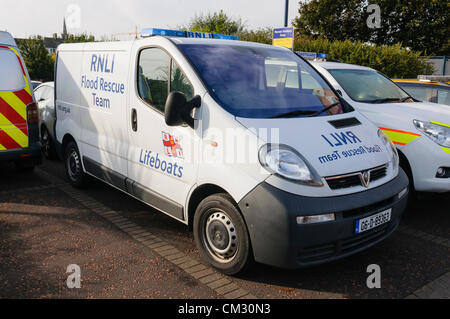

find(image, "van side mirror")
[165,91,201,128]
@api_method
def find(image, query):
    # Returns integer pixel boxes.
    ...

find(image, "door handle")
[131,108,137,131]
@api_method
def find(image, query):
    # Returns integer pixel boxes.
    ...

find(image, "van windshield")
[328,69,411,103]
[0,48,25,92]
[177,43,343,118]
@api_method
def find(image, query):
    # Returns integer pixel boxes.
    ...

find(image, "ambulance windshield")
[178,43,343,118]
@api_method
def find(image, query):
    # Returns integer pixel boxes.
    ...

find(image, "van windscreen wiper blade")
[271,109,318,118]
[308,102,341,117]
[364,97,403,103]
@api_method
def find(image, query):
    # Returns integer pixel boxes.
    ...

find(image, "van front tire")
[193,193,252,275]
[64,141,87,188]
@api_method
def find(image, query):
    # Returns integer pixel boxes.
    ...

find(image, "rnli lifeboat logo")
[162,132,183,158]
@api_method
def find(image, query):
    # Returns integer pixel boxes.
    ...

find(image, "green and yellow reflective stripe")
[379,127,421,146]
[0,143,6,151]
[441,147,450,154]
[431,120,450,128]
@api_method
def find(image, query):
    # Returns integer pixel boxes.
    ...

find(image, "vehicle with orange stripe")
[392,77,450,106]
[0,31,41,170]
[312,61,450,193]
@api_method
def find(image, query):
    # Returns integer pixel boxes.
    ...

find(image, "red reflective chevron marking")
[0,130,22,150]
[14,89,33,105]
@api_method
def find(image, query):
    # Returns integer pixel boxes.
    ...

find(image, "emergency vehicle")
[0,31,41,170]
[55,29,409,274]
[392,76,450,106]
[311,61,450,193]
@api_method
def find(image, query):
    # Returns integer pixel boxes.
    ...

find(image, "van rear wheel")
[64,141,87,188]
[193,193,252,275]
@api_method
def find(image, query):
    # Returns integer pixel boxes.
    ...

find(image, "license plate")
[355,209,392,235]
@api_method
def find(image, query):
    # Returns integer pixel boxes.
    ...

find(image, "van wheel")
[193,193,252,275]
[64,141,87,188]
[41,126,56,160]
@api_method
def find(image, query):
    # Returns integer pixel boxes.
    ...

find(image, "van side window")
[171,60,193,100]
[138,48,170,112]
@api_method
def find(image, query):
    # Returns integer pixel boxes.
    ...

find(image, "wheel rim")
[66,148,80,181]
[202,211,238,263]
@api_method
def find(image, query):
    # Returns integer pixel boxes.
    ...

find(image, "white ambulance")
[311,61,450,193]
[55,29,409,274]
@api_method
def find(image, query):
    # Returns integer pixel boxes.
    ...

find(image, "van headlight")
[378,129,399,173]
[259,144,323,186]
[413,120,450,148]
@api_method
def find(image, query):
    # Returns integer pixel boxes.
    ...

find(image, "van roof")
[0,31,17,47]
[311,61,375,72]
[58,36,289,52]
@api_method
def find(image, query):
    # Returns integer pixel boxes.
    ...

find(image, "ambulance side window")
[138,48,170,113]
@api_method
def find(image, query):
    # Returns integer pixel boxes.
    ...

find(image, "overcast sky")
[1,0,302,40]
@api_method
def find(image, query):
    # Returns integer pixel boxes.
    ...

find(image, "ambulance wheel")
[41,126,57,160]
[64,141,87,188]
[193,193,252,275]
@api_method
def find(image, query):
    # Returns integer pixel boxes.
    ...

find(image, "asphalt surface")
[0,158,448,299]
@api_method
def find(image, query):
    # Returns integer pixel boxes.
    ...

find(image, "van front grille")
[326,165,387,190]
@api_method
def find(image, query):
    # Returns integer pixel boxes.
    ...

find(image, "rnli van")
[55,29,409,274]
[0,31,40,170]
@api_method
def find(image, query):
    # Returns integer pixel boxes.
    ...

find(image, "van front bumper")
[238,169,409,269]
[0,141,41,165]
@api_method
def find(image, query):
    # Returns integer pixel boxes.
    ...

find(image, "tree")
[64,33,95,43]
[183,10,246,35]
[293,0,449,55]
[16,36,54,81]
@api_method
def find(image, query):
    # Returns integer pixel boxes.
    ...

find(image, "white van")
[55,28,409,274]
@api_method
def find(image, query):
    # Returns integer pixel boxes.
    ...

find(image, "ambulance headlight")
[259,144,323,186]
[413,120,450,148]
[378,129,399,172]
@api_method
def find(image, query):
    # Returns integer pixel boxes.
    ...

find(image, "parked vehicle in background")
[312,61,450,193]
[0,31,41,170]
[393,78,450,106]
[34,81,56,159]
[54,28,409,274]
[31,80,42,90]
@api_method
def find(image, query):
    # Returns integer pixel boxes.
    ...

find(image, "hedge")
[293,37,433,78]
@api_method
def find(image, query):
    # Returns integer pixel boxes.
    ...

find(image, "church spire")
[62,18,68,39]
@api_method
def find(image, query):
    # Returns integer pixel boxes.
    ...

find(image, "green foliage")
[182,10,246,35]
[238,28,272,44]
[294,37,434,78]
[293,0,449,55]
[16,36,54,81]
[64,33,95,43]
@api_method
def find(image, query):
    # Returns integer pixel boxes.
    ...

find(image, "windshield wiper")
[271,109,318,118]
[365,97,405,103]
[308,102,341,117]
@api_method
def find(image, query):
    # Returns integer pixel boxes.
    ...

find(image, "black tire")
[41,126,57,160]
[399,158,417,206]
[64,141,87,188]
[193,193,253,275]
